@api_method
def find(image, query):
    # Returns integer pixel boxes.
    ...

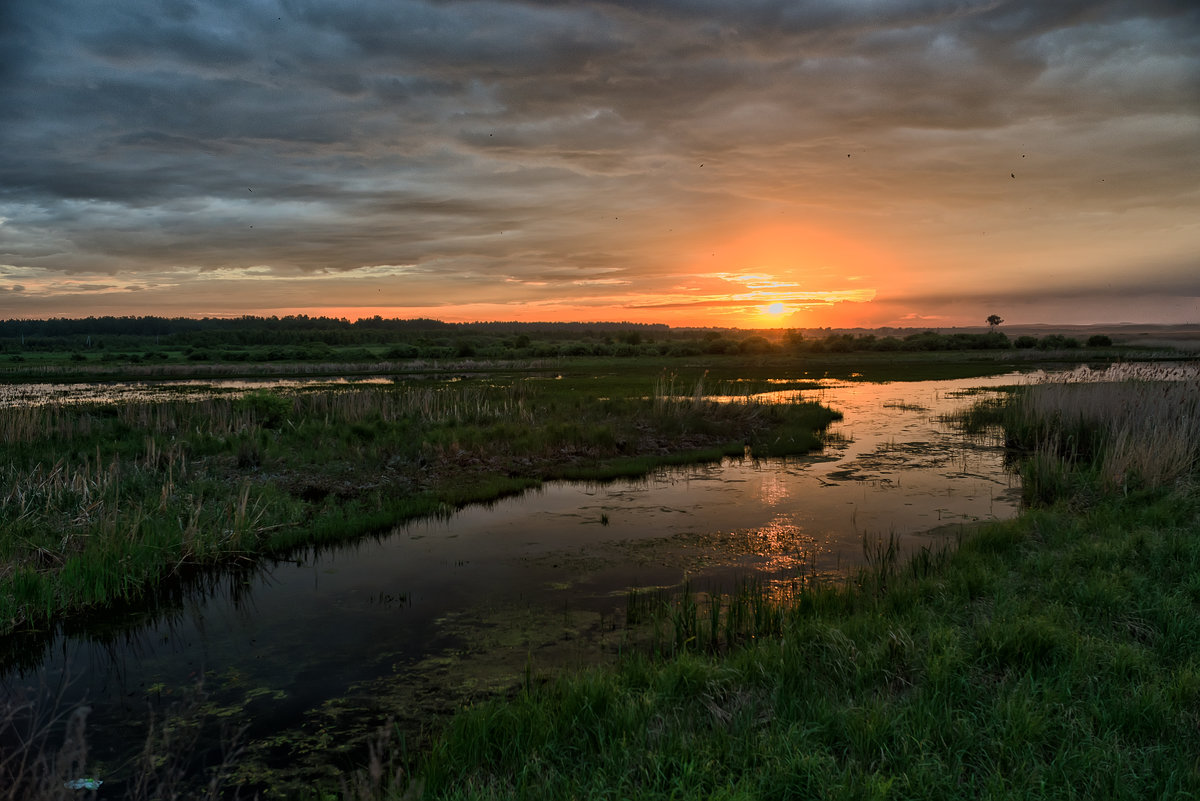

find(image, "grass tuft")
[393,370,1200,800]
[0,371,839,637]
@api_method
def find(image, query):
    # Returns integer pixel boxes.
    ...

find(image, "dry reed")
[1015,370,1200,492]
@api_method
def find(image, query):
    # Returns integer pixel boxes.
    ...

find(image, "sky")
[1,0,1197,329]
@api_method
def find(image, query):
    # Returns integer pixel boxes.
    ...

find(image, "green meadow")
[2,325,1198,799]
[398,370,1200,801]
[8,319,1119,638]
[0,361,843,637]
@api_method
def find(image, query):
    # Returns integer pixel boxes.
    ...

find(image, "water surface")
[6,371,1028,787]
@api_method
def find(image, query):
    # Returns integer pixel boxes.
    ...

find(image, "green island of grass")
[1,363,843,638]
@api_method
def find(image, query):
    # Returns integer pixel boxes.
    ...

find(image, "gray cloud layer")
[1,0,1197,322]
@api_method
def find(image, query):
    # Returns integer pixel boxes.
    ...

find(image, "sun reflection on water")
[758,473,790,507]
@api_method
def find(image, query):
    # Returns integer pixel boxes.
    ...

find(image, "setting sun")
[1,2,1193,329]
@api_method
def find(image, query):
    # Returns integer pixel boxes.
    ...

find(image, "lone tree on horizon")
[986,314,1003,331]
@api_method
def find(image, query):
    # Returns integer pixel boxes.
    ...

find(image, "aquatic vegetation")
[0,680,248,801]
[403,372,1200,800]
[0,369,840,637]
[8,363,1200,798]
[1011,375,1200,496]
[946,367,1200,502]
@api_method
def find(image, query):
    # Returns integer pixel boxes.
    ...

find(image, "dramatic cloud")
[1,0,1197,325]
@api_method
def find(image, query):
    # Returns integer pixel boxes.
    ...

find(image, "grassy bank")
[0,367,840,639]
[389,374,1200,800]
[7,363,1199,799]
[2,315,1161,376]
[2,345,1175,388]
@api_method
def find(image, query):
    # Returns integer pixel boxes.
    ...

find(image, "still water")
[0,376,396,408]
[5,372,1028,787]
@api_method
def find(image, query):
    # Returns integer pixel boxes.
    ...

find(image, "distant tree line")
[781,330,1012,353]
[0,315,669,339]
[779,330,1113,353]
[0,316,1117,363]
[0,316,667,353]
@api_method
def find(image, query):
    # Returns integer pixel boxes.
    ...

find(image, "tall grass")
[8,370,1200,798]
[1017,379,1198,489]
[944,370,1199,502]
[0,374,839,637]
[0,680,252,801]
[0,357,556,382]
[399,372,1200,800]
[1000,375,1199,502]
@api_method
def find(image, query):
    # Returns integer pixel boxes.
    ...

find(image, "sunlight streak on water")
[0,376,394,407]
[9,364,1193,787]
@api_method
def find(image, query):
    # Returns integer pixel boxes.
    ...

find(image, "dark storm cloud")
[1,0,1197,322]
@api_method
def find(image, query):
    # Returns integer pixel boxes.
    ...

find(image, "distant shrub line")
[1,327,1123,366]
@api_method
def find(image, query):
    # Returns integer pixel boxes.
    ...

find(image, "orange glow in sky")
[690,223,887,328]
[3,1,1196,327]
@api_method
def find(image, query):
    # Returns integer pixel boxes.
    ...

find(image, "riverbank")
[0,366,840,640]
[407,491,1200,799]
[397,373,1200,800]
[5,359,1198,799]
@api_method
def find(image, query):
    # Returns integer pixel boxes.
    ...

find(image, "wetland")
[2,332,1198,799]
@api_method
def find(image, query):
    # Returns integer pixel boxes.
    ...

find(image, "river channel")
[5,370,1033,791]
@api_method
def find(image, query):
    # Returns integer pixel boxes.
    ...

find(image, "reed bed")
[0,384,538,445]
[8,363,1200,798]
[0,374,839,637]
[942,366,1200,501]
[1010,374,1200,497]
[0,356,555,382]
[407,376,1200,801]
[624,578,807,658]
[297,384,536,426]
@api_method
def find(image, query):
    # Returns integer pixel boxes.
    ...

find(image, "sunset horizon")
[2,1,1199,781]
[2,1,1197,328]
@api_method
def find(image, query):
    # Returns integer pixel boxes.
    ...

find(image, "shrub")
[385,344,419,359]
[704,338,736,354]
[1037,335,1067,350]
[826,335,856,353]
[738,336,774,354]
[234,390,293,428]
[872,337,901,351]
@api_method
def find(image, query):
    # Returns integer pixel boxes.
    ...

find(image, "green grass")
[0,364,841,636]
[7,365,1200,799]
[0,343,1143,387]
[403,487,1200,801]
[391,375,1200,801]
